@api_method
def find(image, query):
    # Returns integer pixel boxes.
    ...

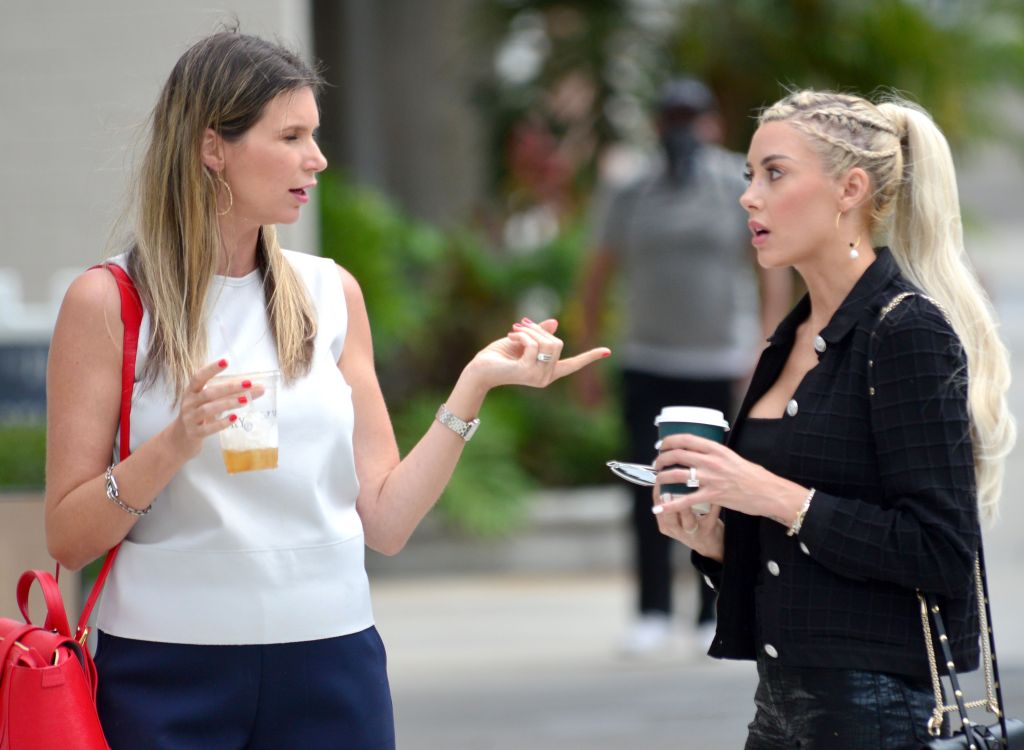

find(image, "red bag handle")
[17,570,72,637]
[64,262,144,642]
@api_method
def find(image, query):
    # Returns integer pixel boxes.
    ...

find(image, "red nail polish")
[218,359,228,368]
[521,317,534,324]
[602,351,611,358]
[512,322,523,329]
[241,379,252,389]
[238,396,248,405]
[228,413,238,423]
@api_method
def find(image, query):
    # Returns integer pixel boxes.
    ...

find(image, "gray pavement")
[372,568,1023,749]
[368,230,1024,748]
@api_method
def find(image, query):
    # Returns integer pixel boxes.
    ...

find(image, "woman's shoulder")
[281,249,364,313]
[868,284,963,369]
[281,248,337,277]
[52,264,126,350]
[65,263,124,315]
[873,284,955,337]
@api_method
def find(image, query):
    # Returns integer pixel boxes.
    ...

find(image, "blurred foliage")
[0,423,46,490]
[473,0,1024,193]
[472,0,674,216]
[329,0,1024,536]
[669,0,1024,152]
[319,172,623,535]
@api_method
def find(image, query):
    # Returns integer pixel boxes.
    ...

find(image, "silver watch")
[436,404,480,442]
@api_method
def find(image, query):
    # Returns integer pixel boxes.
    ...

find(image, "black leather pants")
[745,656,937,750]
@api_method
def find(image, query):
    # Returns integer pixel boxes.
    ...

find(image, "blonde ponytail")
[875,101,1015,522]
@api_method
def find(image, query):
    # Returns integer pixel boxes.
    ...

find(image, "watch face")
[464,420,480,440]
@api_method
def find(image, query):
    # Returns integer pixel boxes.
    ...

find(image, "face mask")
[661,124,701,185]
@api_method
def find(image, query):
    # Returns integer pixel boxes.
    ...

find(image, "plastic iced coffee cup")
[655,406,729,515]
[213,370,280,474]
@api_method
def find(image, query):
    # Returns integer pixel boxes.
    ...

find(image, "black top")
[694,248,980,677]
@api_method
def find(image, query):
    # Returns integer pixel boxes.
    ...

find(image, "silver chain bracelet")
[104,465,152,517]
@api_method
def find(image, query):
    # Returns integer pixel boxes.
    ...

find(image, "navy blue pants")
[745,656,936,749]
[95,627,395,750]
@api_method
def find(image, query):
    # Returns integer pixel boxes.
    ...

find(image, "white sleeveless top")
[96,250,374,645]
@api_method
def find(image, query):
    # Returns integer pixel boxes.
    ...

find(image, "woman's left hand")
[466,318,610,391]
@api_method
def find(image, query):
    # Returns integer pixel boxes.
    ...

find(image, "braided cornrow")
[760,90,905,231]
[786,119,901,161]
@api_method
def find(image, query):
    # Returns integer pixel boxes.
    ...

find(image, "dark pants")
[745,657,936,749]
[622,369,730,623]
[96,627,395,750]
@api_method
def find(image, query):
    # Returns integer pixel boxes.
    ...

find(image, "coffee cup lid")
[654,406,730,430]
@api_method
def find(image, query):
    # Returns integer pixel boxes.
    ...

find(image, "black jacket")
[694,248,980,677]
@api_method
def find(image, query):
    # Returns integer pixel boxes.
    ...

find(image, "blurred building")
[312,0,485,228]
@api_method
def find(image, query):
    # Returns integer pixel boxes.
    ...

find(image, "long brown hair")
[125,31,323,398]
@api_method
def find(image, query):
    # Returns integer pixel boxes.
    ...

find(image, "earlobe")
[200,128,224,172]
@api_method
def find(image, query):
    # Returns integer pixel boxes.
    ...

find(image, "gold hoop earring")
[215,174,233,216]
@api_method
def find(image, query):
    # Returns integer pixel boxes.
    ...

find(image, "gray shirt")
[591,145,758,378]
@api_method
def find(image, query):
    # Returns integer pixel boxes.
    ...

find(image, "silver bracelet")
[786,487,816,537]
[104,465,151,517]
[436,404,480,442]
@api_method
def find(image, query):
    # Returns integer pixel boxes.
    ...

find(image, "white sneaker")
[618,613,672,656]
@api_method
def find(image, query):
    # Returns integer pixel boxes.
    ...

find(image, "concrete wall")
[313,0,486,227]
[0,1,317,312]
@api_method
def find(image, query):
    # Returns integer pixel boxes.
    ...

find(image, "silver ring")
[687,466,700,488]
[536,352,553,362]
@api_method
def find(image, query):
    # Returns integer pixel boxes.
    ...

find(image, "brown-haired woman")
[45,31,609,748]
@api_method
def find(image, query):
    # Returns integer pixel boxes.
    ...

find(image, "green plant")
[669,0,1024,152]
[0,423,46,490]
[319,171,623,534]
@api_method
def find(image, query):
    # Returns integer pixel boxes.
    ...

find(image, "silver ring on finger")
[536,352,553,363]
[687,466,700,489]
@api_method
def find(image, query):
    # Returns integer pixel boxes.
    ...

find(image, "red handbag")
[0,263,141,749]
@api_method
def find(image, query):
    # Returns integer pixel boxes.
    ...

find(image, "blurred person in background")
[654,89,1015,748]
[577,78,791,656]
[44,30,609,749]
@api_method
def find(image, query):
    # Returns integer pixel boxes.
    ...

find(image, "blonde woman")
[45,31,608,748]
[653,90,1014,748]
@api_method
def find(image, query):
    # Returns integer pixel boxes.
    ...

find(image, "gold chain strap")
[918,562,1000,737]
[974,560,1001,717]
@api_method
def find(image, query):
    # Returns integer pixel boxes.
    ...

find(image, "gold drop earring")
[836,211,859,259]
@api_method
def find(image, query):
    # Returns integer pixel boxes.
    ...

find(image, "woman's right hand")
[168,359,263,460]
